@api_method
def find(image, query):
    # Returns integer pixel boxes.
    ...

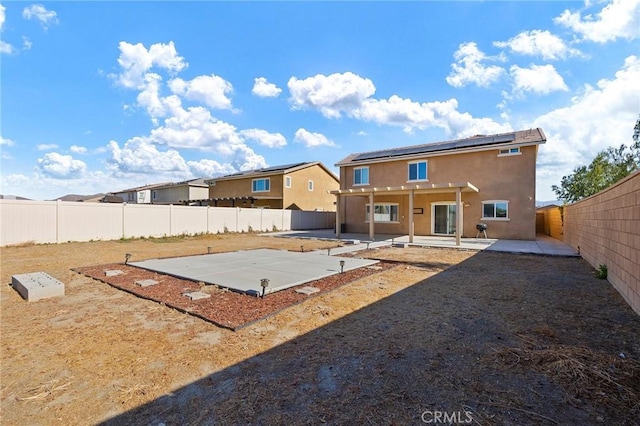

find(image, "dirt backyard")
[1,233,639,425]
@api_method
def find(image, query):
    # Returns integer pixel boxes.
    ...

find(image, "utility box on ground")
[11,272,65,302]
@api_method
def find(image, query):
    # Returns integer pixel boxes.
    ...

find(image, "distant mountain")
[0,194,32,200]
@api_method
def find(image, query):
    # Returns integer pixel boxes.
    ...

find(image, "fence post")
[122,203,127,239]
[56,200,61,244]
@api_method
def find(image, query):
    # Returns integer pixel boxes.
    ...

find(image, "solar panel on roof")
[258,162,307,173]
[352,133,516,161]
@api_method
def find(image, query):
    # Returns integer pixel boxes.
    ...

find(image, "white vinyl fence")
[0,200,335,246]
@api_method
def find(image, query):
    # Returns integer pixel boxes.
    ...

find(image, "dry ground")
[1,233,639,425]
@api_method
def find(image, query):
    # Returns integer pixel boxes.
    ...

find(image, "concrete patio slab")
[265,230,579,256]
[130,249,379,295]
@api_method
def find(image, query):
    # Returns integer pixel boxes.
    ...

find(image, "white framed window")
[408,160,428,182]
[482,200,509,220]
[284,176,292,188]
[498,147,521,156]
[308,180,314,191]
[365,203,399,223]
[353,166,369,186]
[252,178,270,193]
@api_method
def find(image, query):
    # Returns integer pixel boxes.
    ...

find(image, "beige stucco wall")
[339,146,538,239]
[209,165,338,211]
[284,165,338,211]
[563,171,640,316]
[152,185,208,204]
[536,206,564,240]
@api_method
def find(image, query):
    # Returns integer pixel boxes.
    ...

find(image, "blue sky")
[1,1,639,201]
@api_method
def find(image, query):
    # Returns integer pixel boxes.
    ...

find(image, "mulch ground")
[73,260,394,330]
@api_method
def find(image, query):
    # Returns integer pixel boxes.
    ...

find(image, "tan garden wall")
[563,170,640,315]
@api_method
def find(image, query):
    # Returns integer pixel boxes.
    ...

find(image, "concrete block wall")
[563,170,640,315]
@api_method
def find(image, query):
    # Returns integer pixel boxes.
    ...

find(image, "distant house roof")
[207,162,339,183]
[100,195,125,203]
[53,193,105,202]
[0,194,31,200]
[336,128,546,166]
[154,177,209,189]
[113,182,173,193]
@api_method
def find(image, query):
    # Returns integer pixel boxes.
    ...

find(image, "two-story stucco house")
[208,162,339,211]
[332,128,546,244]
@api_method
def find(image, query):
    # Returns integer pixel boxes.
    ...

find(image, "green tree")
[552,118,640,203]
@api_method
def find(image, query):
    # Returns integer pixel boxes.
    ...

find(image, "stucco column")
[369,192,375,241]
[335,195,341,238]
[408,189,414,243]
[455,188,462,246]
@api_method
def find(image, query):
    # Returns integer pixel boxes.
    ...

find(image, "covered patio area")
[331,182,479,246]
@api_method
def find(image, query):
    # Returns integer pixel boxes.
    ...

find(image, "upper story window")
[408,161,428,182]
[284,176,292,188]
[482,200,509,220]
[353,166,369,186]
[498,147,520,156]
[308,180,314,191]
[252,178,270,193]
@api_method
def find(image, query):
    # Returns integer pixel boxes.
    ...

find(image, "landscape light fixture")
[260,278,270,298]
[339,260,345,273]
[300,245,304,253]
[327,248,331,255]
[125,253,132,265]
[366,242,371,250]
[207,246,212,254]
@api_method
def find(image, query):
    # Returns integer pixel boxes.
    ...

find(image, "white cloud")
[1,136,15,146]
[240,128,287,148]
[36,152,86,178]
[37,143,59,151]
[107,137,190,176]
[70,145,87,154]
[554,0,640,43]
[493,30,582,60]
[252,77,282,98]
[288,71,509,137]
[294,128,336,148]
[113,41,187,89]
[534,55,640,198]
[186,159,236,177]
[510,64,569,95]
[288,72,376,118]
[446,42,505,88]
[22,36,32,50]
[22,4,59,29]
[0,41,14,54]
[0,4,5,29]
[169,74,234,110]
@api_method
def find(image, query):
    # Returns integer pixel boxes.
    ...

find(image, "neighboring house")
[332,128,546,243]
[207,162,339,211]
[53,193,105,202]
[151,178,210,205]
[112,182,171,204]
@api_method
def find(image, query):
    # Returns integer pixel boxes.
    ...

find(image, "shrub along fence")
[563,170,640,315]
[0,200,335,246]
